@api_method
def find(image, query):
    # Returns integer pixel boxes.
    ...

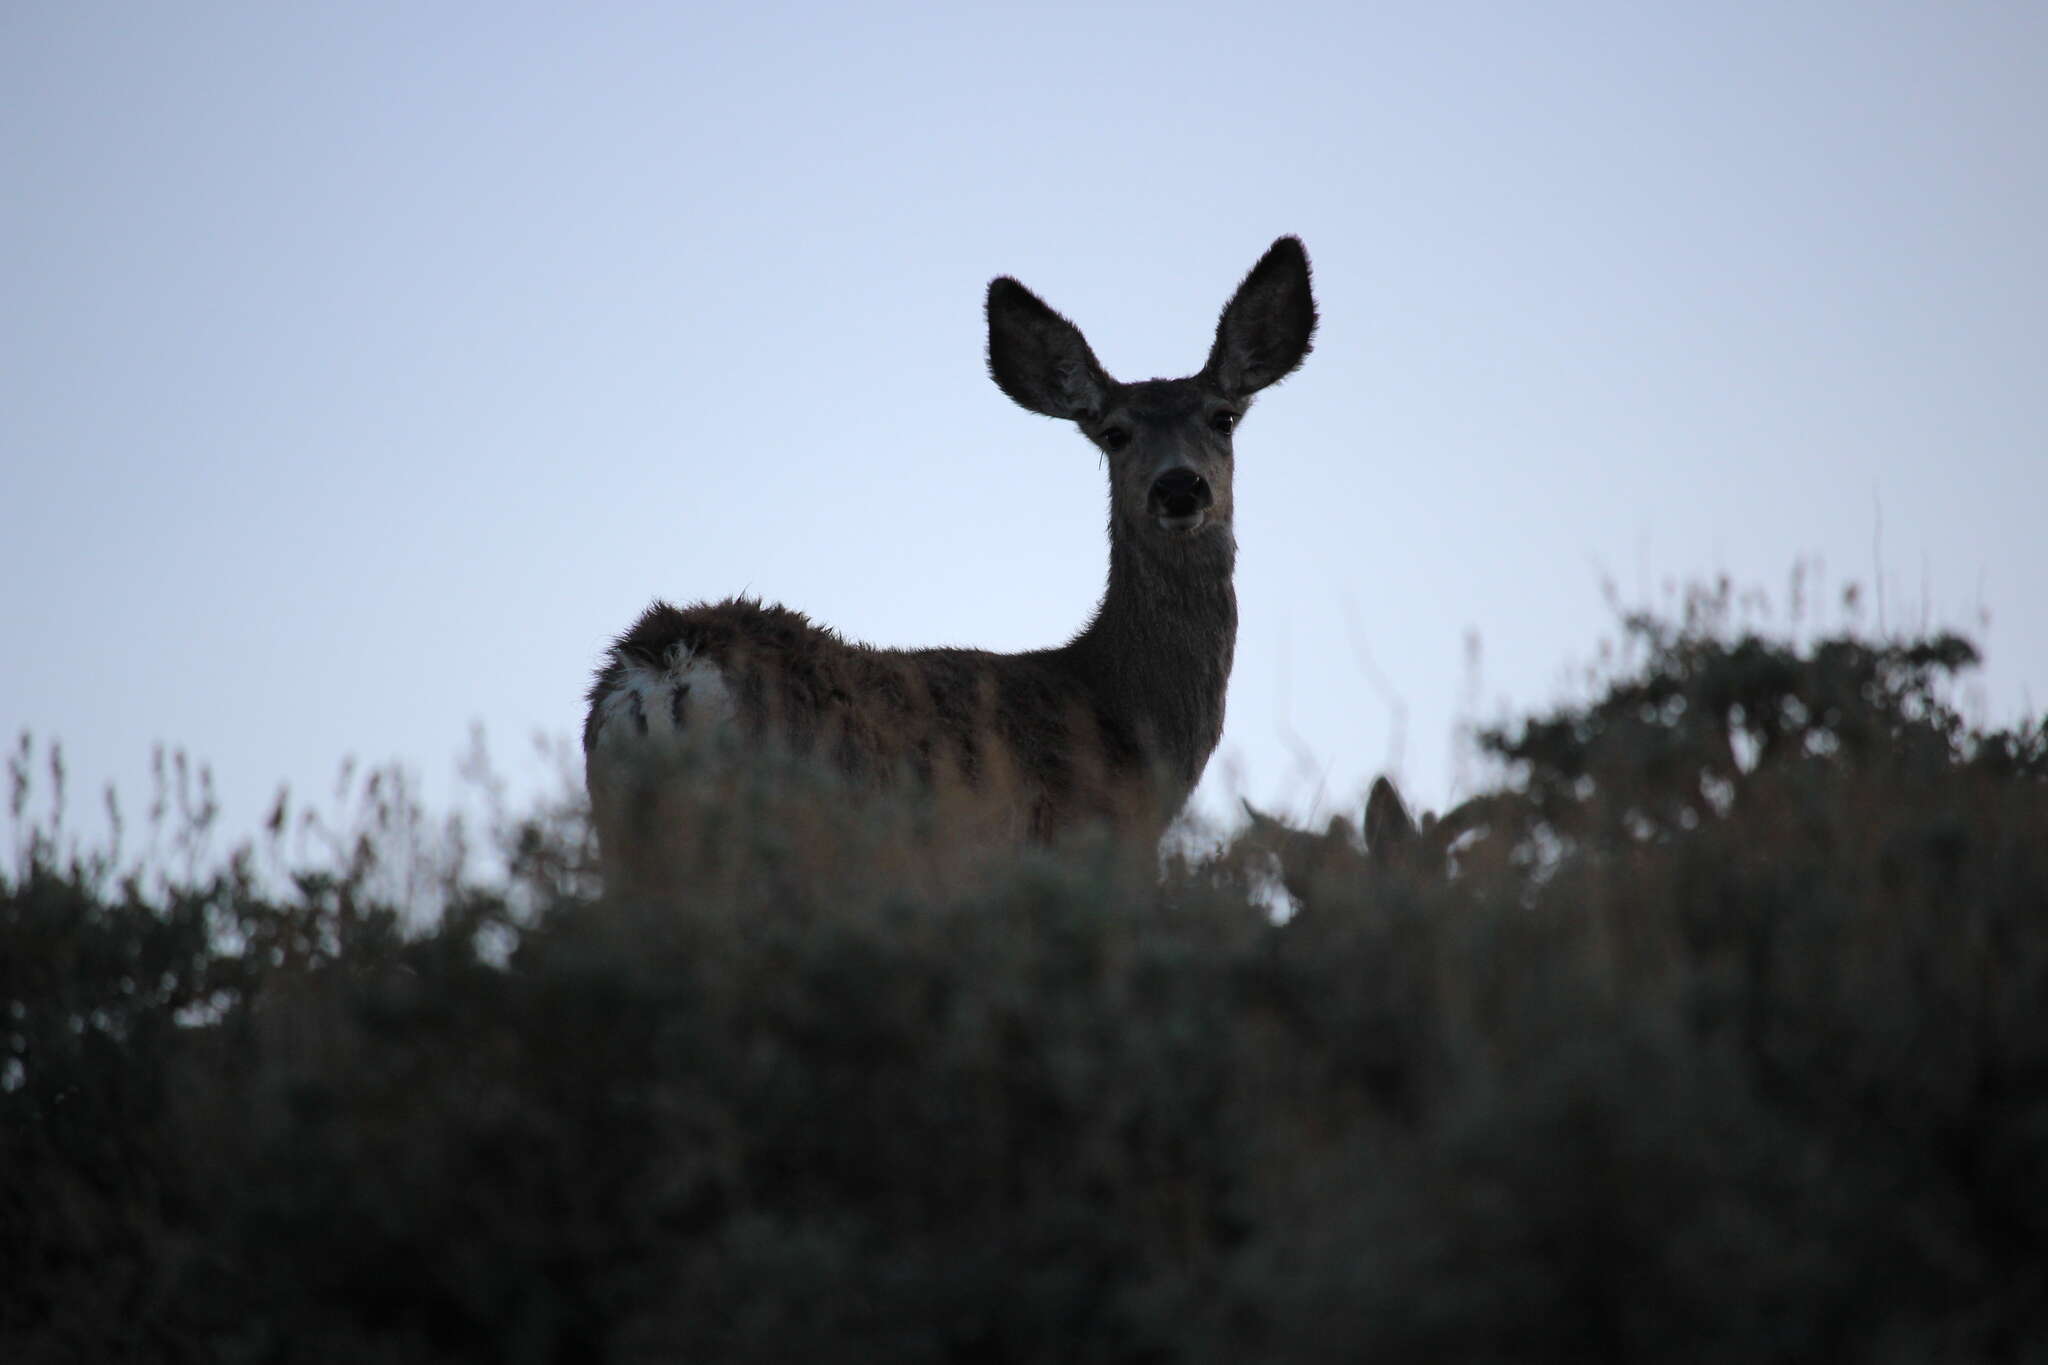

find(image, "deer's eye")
[1210,409,1240,435]
[1101,426,1132,452]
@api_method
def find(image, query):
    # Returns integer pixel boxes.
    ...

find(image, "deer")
[1239,776,1520,915]
[583,239,1317,894]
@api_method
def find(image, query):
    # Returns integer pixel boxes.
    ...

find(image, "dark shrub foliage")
[5,613,2046,1362]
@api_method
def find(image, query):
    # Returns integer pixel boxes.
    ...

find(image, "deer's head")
[986,238,1316,558]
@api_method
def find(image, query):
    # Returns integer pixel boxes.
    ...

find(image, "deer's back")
[584,598,1165,873]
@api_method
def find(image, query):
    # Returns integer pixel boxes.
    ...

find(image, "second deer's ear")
[1241,798,1285,834]
[1365,775,1417,860]
[986,278,1112,421]
[1204,236,1317,401]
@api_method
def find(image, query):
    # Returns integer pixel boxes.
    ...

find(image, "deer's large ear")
[987,278,1112,421]
[1203,236,1317,401]
[1365,775,1417,863]
[1241,798,1285,836]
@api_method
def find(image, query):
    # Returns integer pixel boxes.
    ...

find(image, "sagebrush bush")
[5,608,2046,1363]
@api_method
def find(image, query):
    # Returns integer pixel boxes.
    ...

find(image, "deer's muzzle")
[1148,468,1214,531]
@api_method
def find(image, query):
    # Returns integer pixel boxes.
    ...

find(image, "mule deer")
[1240,777,1510,914]
[1364,776,1515,875]
[584,239,1317,891]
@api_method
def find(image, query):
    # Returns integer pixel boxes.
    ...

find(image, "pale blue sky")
[5,1,2043,847]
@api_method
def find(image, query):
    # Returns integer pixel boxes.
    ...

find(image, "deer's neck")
[1061,518,1238,798]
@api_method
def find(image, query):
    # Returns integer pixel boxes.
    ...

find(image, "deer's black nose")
[1148,467,1213,520]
